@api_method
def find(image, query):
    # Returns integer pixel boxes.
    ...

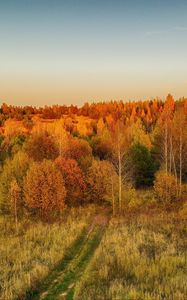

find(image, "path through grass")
[28,214,108,300]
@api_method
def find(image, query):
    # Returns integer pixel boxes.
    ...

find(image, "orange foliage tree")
[24,160,66,220]
[65,137,93,171]
[25,131,59,161]
[55,157,86,205]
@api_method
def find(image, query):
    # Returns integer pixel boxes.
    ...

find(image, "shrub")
[154,170,178,209]
[122,187,139,210]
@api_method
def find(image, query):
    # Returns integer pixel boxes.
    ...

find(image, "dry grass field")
[74,213,187,300]
[0,205,96,300]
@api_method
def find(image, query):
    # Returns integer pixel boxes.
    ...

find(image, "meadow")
[0,206,96,300]
[74,212,187,300]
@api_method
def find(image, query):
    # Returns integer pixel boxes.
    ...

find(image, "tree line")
[0,94,186,223]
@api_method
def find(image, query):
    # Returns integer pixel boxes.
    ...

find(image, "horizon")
[1,0,187,106]
[0,93,186,109]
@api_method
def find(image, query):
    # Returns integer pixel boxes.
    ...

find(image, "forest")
[0,94,187,300]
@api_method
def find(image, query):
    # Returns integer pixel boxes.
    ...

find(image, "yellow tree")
[127,118,152,149]
[10,179,21,234]
[86,160,118,214]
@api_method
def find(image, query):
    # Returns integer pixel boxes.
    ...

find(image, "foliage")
[25,131,59,161]
[86,160,118,204]
[128,119,152,149]
[154,170,179,208]
[91,135,113,160]
[122,186,139,210]
[24,160,66,220]
[66,137,92,161]
[0,151,30,214]
[55,157,86,205]
[127,143,157,187]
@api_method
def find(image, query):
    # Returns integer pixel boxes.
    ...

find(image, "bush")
[154,170,178,209]
[121,186,138,210]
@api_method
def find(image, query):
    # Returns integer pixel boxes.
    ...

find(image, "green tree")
[128,143,157,187]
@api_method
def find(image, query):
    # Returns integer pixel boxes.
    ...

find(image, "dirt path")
[29,213,109,300]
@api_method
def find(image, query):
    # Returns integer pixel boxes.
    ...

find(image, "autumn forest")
[0,95,187,300]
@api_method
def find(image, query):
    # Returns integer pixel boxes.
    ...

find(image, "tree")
[91,126,113,160]
[33,119,69,157]
[172,106,187,196]
[55,157,86,205]
[24,160,66,220]
[110,120,130,212]
[127,143,157,187]
[86,160,118,214]
[0,151,30,214]
[10,179,21,234]
[127,119,152,150]
[25,131,59,162]
[65,137,93,171]
[66,137,92,161]
[154,170,179,209]
[97,117,105,135]
[157,94,175,174]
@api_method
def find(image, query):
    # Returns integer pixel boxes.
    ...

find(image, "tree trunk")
[169,136,172,173]
[165,122,168,174]
[111,177,115,215]
[179,129,182,196]
[164,121,168,202]
[118,148,122,213]
[14,197,18,235]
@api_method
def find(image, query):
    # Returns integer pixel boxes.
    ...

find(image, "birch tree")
[110,120,131,212]
[172,106,187,196]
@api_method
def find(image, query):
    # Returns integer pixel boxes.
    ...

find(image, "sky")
[0,0,187,106]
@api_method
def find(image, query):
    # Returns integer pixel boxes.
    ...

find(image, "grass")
[0,205,96,300]
[1,199,187,300]
[74,212,187,300]
[36,225,105,300]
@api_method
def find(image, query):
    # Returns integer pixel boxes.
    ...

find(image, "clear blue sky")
[0,0,187,106]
